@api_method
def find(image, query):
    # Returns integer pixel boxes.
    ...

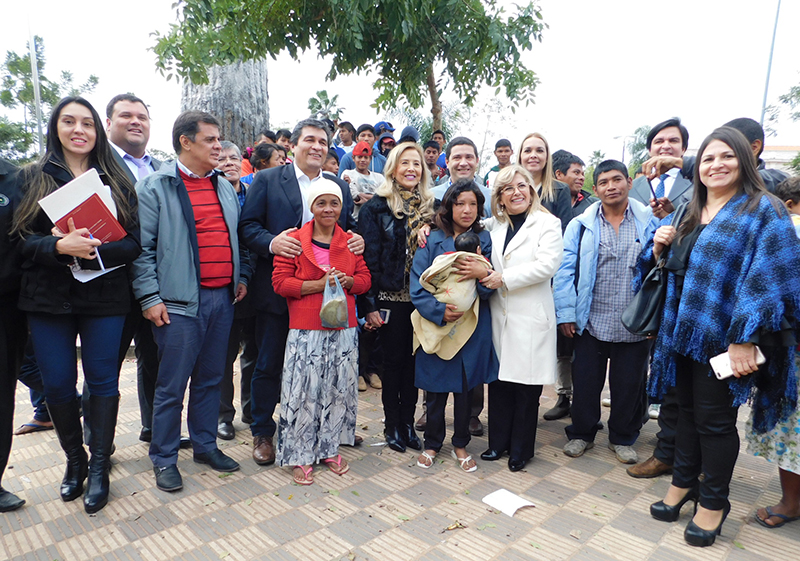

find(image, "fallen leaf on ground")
[441,520,467,533]
[569,529,582,540]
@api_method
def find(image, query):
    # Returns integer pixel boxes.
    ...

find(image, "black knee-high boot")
[46,398,88,502]
[84,395,118,514]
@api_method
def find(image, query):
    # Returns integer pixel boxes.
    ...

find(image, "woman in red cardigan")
[272,179,371,485]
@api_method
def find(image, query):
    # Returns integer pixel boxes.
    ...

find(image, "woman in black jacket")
[517,132,573,233]
[357,142,435,452]
[11,97,140,514]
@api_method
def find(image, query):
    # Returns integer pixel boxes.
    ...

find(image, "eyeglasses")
[218,156,241,163]
[500,184,529,196]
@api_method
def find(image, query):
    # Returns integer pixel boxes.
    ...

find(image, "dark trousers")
[117,309,161,430]
[566,332,651,445]
[672,356,740,511]
[18,340,49,422]
[250,311,290,438]
[219,315,257,424]
[424,371,471,452]
[653,386,678,465]
[378,301,418,429]
[488,381,543,461]
[28,313,125,406]
[359,327,383,378]
[0,300,26,487]
[150,288,233,467]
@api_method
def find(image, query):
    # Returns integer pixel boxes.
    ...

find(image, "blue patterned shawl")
[639,193,800,433]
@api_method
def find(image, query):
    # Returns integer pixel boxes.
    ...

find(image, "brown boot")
[253,435,275,465]
[626,455,672,478]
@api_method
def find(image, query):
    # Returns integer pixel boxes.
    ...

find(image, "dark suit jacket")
[239,164,356,314]
[111,148,162,185]
[630,170,693,210]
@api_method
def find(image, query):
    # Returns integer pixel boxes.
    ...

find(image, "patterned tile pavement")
[1,358,798,560]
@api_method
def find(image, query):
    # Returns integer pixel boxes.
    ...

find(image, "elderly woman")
[272,179,370,485]
[478,165,563,472]
[358,142,435,453]
[646,127,800,547]
[12,96,141,513]
[411,179,498,472]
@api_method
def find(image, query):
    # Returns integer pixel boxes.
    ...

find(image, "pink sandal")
[323,454,350,475]
[293,465,314,485]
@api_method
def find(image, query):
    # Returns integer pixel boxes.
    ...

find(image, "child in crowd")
[341,141,384,217]
[775,176,800,236]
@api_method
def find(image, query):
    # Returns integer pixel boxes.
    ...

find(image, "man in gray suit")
[629,118,692,220]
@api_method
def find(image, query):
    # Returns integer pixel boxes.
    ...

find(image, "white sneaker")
[608,442,638,464]
[563,439,594,458]
[648,404,661,419]
[601,397,611,407]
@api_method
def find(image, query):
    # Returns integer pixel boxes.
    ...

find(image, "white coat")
[487,210,563,385]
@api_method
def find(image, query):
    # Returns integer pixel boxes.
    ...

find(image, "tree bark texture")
[427,65,443,132]
[181,58,269,150]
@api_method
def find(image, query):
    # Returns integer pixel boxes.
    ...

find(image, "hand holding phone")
[710,346,766,379]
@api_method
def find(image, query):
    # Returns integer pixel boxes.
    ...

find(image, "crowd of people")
[1,94,799,549]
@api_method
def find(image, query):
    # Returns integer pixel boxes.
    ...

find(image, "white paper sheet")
[482,488,536,517]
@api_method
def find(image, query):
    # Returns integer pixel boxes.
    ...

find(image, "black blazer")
[239,164,356,314]
[541,180,573,233]
[0,159,22,298]
[111,148,162,186]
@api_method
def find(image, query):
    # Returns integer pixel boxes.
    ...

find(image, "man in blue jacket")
[554,160,659,465]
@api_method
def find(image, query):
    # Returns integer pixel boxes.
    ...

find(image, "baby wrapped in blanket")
[411,232,493,359]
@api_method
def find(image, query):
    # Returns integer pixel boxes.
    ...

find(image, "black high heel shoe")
[650,485,700,522]
[684,502,731,547]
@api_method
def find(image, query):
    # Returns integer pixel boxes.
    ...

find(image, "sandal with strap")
[323,455,349,475]
[451,450,477,473]
[755,506,800,529]
[417,451,436,469]
[293,465,314,485]
[14,421,54,435]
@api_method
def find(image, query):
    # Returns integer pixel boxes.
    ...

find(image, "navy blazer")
[239,164,356,314]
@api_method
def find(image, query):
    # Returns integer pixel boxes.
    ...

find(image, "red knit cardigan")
[272,220,371,330]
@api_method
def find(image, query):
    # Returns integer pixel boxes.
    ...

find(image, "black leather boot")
[543,394,570,421]
[84,395,118,514]
[46,398,88,502]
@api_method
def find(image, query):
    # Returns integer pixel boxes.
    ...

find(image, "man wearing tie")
[105,95,190,449]
[629,118,693,220]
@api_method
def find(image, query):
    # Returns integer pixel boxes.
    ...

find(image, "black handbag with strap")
[621,203,688,337]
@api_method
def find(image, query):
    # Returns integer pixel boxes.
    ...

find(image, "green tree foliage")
[626,125,651,175]
[387,101,465,147]
[153,0,546,129]
[1,36,98,163]
[308,90,344,121]
[584,149,605,191]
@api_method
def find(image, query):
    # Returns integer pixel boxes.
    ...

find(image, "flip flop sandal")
[755,506,800,529]
[293,465,314,485]
[417,451,436,469]
[323,455,350,475]
[14,422,54,435]
[451,450,477,473]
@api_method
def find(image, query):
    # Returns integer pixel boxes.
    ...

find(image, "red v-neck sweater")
[180,171,233,288]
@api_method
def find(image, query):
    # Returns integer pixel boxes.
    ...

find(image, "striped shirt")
[586,204,645,343]
[180,171,233,288]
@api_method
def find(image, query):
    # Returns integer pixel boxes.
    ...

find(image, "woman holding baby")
[480,164,564,472]
[411,179,498,472]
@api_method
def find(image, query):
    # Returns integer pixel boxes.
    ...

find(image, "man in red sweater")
[132,111,250,492]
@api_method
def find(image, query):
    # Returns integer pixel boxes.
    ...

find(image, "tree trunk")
[181,58,269,150]
[427,65,443,132]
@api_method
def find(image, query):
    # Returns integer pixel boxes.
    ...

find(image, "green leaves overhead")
[153,0,546,114]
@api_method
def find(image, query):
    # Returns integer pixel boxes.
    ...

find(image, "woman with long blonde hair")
[517,132,573,232]
[357,142,434,452]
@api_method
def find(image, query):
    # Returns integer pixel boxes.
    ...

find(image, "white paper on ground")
[38,168,122,283]
[482,488,535,517]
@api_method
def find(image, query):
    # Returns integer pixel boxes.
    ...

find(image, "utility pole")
[760,0,782,127]
[28,30,45,156]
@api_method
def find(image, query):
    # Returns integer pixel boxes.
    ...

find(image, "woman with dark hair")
[11,96,141,514]
[517,132,573,232]
[645,127,800,546]
[358,142,435,453]
[240,143,286,186]
[411,179,498,472]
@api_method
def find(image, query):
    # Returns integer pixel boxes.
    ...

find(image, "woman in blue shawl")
[644,127,800,547]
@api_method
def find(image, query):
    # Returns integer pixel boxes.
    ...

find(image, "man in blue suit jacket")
[239,119,362,466]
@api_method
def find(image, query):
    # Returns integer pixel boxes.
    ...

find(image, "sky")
[3,0,800,170]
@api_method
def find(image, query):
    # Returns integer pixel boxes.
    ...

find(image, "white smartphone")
[709,346,766,380]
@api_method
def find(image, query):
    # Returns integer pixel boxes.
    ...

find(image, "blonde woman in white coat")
[479,165,563,471]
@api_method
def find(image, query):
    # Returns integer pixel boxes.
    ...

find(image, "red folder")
[55,193,127,243]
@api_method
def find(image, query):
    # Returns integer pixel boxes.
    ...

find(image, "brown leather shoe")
[626,455,672,478]
[253,435,275,465]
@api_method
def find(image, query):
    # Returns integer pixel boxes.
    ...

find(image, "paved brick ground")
[1,358,798,560]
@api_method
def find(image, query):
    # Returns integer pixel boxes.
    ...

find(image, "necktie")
[124,154,151,180]
[654,173,668,200]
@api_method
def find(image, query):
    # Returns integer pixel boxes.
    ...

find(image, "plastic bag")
[320,274,348,328]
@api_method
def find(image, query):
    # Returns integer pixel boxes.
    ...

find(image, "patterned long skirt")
[275,327,359,466]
